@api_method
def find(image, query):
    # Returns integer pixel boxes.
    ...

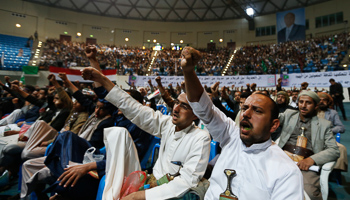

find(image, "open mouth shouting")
[240,119,253,134]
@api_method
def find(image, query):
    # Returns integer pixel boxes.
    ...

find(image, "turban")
[298,90,320,104]
[277,91,290,105]
[318,92,334,109]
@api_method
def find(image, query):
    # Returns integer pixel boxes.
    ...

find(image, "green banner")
[22,66,38,74]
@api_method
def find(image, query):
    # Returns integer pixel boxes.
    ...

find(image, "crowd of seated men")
[149,48,230,76]
[39,39,152,75]
[35,33,349,77]
[0,46,347,200]
[225,32,349,75]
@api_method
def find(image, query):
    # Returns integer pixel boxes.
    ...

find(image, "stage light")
[219,39,223,42]
[16,24,21,28]
[180,40,183,43]
[153,39,157,43]
[77,32,81,36]
[125,38,129,41]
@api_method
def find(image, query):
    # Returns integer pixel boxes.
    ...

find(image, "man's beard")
[319,104,328,111]
[277,102,287,107]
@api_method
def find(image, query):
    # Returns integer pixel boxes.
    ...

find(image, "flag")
[20,72,25,85]
[22,66,38,74]
[50,66,117,82]
[147,89,160,100]
[1,52,4,67]
[261,60,267,73]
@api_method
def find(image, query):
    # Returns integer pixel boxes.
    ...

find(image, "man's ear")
[269,119,280,133]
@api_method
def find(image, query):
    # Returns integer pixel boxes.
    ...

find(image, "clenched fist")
[180,47,201,72]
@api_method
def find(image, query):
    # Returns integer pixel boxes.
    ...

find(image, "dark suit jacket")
[277,24,306,43]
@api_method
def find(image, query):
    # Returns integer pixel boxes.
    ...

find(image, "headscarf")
[277,91,290,105]
[318,92,334,109]
[297,90,320,104]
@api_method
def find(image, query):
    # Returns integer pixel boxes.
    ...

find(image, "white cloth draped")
[102,127,140,200]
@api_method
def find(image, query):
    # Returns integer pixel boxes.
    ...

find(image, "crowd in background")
[37,32,349,76]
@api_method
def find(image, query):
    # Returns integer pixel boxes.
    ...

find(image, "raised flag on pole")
[20,72,26,85]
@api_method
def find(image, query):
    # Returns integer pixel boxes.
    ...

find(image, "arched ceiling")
[24,0,330,22]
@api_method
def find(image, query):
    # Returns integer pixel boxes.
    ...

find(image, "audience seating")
[0,34,32,71]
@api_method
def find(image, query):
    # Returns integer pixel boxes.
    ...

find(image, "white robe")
[105,86,211,199]
[188,91,304,200]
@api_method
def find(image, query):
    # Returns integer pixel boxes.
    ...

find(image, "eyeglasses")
[173,99,192,110]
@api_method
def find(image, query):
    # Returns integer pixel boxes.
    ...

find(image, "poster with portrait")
[276,8,306,43]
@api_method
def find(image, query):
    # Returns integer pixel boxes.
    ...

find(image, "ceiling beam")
[225,0,253,21]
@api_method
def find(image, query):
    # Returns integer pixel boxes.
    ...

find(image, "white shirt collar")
[241,137,272,153]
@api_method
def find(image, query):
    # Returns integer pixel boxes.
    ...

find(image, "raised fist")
[47,74,56,82]
[58,73,68,81]
[180,47,201,72]
[81,67,104,82]
[85,45,97,60]
[155,76,162,84]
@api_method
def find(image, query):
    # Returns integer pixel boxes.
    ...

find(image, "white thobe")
[289,99,298,108]
[105,86,211,200]
[188,91,304,200]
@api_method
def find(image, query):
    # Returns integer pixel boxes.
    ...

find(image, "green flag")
[261,60,267,72]
[22,66,38,74]
[20,72,25,85]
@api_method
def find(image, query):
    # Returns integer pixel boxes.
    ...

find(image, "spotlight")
[246,8,254,16]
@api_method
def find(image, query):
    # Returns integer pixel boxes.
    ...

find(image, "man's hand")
[58,73,68,82]
[4,130,20,136]
[11,84,21,93]
[18,134,28,141]
[4,76,10,83]
[297,157,315,171]
[47,74,57,82]
[17,121,24,127]
[122,191,146,200]
[81,67,105,82]
[180,47,201,72]
[85,45,97,60]
[40,141,50,147]
[180,81,186,92]
[12,98,19,104]
[147,79,152,86]
[221,86,229,100]
[155,76,162,86]
[246,83,250,87]
[11,80,19,85]
[58,163,95,187]
[48,86,56,96]
[168,83,172,88]
[210,82,220,98]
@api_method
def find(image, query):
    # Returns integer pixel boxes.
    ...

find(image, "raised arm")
[85,45,103,88]
[59,73,95,115]
[181,47,203,102]
[81,67,170,138]
[182,47,235,145]
[48,74,73,109]
[156,76,175,108]
[59,73,79,93]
